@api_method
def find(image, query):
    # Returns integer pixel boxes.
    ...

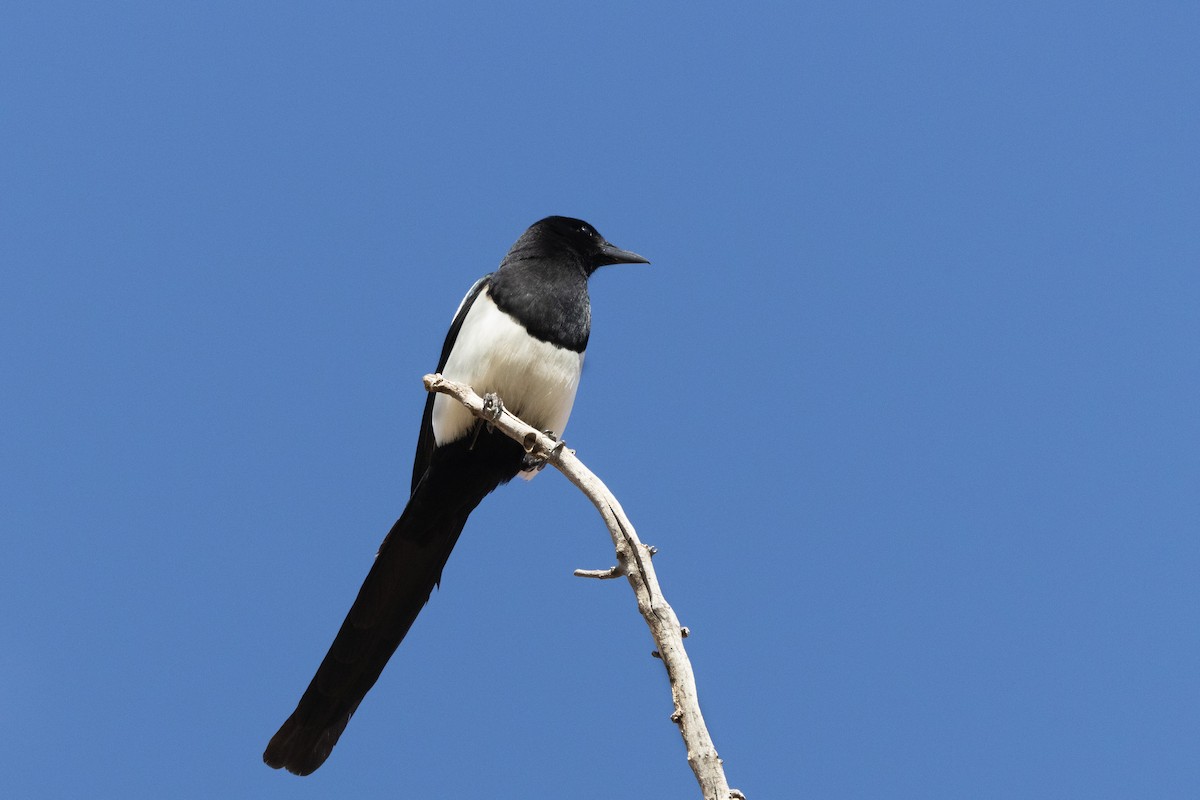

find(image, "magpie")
[263,216,648,776]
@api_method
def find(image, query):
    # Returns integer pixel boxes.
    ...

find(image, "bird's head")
[519,216,650,275]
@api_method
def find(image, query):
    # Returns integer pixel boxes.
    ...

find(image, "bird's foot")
[467,393,503,450]
[482,392,504,432]
[521,430,565,472]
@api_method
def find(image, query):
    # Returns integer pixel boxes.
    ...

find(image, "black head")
[490,216,646,351]
[513,216,650,275]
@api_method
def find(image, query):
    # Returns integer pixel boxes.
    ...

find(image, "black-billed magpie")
[263,216,648,776]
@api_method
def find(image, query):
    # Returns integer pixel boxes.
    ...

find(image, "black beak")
[596,242,651,267]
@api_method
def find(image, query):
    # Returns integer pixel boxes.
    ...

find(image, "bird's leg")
[470,392,505,450]
[521,430,566,472]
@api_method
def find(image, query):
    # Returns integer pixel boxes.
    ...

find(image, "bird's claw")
[521,430,564,472]
[482,392,504,432]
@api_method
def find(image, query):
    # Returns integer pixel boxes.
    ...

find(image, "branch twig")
[572,566,623,579]
[423,374,741,800]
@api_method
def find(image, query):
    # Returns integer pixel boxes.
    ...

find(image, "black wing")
[411,274,491,494]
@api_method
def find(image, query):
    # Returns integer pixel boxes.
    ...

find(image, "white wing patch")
[432,289,585,475]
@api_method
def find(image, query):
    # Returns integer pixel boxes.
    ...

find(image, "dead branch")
[424,373,741,800]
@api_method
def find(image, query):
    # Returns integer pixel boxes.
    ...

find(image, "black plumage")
[263,216,647,775]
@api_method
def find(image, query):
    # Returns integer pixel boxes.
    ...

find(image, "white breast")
[432,289,585,456]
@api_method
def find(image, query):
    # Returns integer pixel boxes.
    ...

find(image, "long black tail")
[263,430,522,775]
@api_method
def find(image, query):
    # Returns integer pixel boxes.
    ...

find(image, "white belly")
[432,290,584,451]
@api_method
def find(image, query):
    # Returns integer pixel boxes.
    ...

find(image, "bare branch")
[573,566,624,580]
[424,373,742,800]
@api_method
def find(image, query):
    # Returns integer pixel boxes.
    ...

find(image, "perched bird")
[264,216,648,776]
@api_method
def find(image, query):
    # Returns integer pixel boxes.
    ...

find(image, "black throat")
[488,256,591,353]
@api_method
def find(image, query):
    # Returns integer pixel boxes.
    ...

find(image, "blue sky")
[3,3,1197,797]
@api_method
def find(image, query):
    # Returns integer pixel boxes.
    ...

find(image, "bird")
[263,216,648,776]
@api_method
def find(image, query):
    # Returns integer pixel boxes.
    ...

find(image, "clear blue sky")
[3,3,1197,798]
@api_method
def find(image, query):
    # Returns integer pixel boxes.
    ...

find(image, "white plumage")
[432,288,584,475]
